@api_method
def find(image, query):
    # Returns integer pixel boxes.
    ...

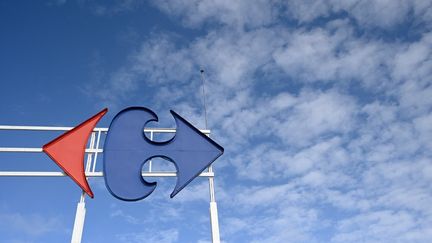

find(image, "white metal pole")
[149,131,153,172]
[92,130,102,172]
[0,125,210,134]
[71,192,86,243]
[0,171,214,177]
[71,132,95,243]
[208,165,221,243]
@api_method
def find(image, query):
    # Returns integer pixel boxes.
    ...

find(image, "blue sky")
[1,0,432,242]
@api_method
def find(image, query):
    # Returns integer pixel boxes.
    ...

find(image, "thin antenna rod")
[200,68,209,130]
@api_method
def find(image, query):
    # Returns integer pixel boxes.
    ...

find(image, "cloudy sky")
[1,0,432,242]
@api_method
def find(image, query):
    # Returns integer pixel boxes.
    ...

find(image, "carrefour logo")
[43,106,224,201]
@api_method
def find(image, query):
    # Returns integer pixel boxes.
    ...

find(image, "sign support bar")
[208,165,221,243]
[71,132,96,243]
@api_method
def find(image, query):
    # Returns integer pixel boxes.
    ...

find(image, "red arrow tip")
[43,108,107,198]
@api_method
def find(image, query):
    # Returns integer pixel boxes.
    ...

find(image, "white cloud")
[275,90,358,146]
[116,229,179,243]
[172,181,210,203]
[0,211,63,237]
[392,33,432,83]
[413,113,432,150]
[85,0,143,16]
[285,0,432,30]
[152,0,279,29]
[285,0,333,23]
[273,22,396,88]
[344,0,432,29]
[153,0,432,30]
[331,210,430,243]
[110,209,140,224]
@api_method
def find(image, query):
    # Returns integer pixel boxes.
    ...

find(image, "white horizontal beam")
[0,148,103,153]
[0,171,214,177]
[0,125,210,134]
[0,125,106,132]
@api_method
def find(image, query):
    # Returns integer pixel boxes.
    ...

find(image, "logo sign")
[42,107,224,201]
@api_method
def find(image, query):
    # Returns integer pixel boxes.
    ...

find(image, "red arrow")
[43,108,107,198]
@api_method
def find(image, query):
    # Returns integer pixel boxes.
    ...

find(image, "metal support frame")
[0,125,220,243]
[208,165,220,243]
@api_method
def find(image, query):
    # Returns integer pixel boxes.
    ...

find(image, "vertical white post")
[149,131,153,172]
[92,130,102,172]
[208,165,221,243]
[71,193,86,243]
[71,132,96,243]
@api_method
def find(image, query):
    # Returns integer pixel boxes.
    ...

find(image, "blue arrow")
[103,107,224,201]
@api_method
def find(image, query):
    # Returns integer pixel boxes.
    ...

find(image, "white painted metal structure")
[0,125,221,243]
